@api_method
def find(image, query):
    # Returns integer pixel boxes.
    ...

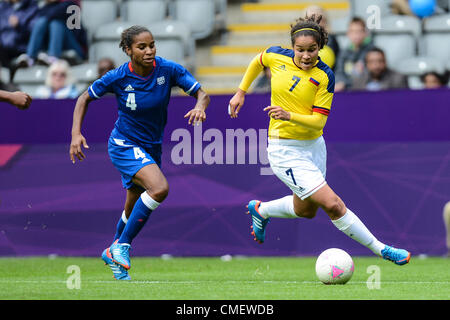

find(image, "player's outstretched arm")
[184,88,210,126]
[229,54,264,118]
[0,90,32,110]
[264,105,328,131]
[70,90,93,163]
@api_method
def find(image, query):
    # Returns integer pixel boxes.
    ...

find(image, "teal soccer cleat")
[110,241,131,270]
[101,247,131,280]
[381,245,411,265]
[247,200,270,244]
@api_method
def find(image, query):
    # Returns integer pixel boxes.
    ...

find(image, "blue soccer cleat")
[247,200,270,244]
[381,245,411,265]
[110,241,131,270]
[101,247,131,280]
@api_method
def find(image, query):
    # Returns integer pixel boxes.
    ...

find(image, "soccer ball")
[315,248,354,285]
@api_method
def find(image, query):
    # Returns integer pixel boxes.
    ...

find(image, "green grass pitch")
[0,256,448,300]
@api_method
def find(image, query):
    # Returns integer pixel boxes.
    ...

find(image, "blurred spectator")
[305,5,339,70]
[334,17,374,92]
[391,0,415,16]
[351,47,408,91]
[420,71,448,89]
[34,59,79,99]
[253,67,271,92]
[97,57,116,79]
[0,0,39,80]
[14,0,87,69]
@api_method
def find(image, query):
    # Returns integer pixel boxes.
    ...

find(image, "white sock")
[141,191,161,210]
[332,208,385,256]
[121,210,128,224]
[258,195,298,219]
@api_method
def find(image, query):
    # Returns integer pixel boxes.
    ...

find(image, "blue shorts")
[108,136,162,189]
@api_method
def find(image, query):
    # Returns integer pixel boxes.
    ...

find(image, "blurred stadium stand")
[0,66,9,84]
[13,66,47,97]
[193,0,450,94]
[393,56,446,88]
[5,0,450,95]
[421,13,450,66]
[120,0,167,26]
[71,62,98,93]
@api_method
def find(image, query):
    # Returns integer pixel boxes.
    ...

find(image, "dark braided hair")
[290,14,328,49]
[119,25,152,54]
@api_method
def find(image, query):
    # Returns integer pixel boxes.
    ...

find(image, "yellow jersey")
[245,46,335,140]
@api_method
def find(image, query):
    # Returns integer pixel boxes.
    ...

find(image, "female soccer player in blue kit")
[228,15,410,266]
[69,26,210,280]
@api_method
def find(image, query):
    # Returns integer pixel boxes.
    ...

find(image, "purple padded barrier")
[0,88,449,256]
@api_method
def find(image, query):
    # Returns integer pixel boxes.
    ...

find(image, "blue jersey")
[88,57,201,146]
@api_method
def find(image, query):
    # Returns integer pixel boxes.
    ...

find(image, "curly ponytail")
[290,14,328,49]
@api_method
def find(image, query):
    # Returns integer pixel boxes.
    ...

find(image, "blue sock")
[113,211,127,242]
[118,192,160,245]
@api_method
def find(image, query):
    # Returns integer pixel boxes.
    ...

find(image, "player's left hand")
[184,108,206,126]
[264,105,290,121]
[69,133,89,164]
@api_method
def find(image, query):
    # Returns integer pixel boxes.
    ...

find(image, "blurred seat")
[71,63,98,92]
[148,20,195,70]
[93,21,135,42]
[121,0,167,25]
[90,42,129,67]
[72,63,98,82]
[421,33,450,64]
[1,67,9,84]
[420,14,450,64]
[374,34,416,65]
[171,0,215,40]
[13,66,47,84]
[12,66,48,97]
[372,15,421,65]
[81,0,118,41]
[423,13,450,32]
[90,21,135,66]
[350,0,391,20]
[392,56,446,89]
[378,15,422,37]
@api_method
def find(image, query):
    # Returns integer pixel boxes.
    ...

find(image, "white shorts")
[267,136,327,200]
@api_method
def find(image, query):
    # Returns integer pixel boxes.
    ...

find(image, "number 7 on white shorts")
[285,168,297,186]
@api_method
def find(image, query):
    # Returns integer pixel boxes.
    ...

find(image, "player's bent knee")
[295,209,316,219]
[150,184,169,203]
[322,198,345,219]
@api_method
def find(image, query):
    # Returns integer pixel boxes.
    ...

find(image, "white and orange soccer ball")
[315,248,354,285]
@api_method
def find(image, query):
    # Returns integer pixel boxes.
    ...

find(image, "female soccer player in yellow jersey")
[228,15,410,265]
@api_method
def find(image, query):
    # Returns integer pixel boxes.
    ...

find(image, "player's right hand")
[10,91,32,110]
[69,133,89,164]
[228,89,245,118]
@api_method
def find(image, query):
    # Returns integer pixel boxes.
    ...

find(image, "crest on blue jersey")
[157,76,165,85]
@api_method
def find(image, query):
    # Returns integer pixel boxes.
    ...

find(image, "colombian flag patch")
[309,77,320,86]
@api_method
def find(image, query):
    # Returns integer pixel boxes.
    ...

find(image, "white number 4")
[126,93,137,111]
[133,147,145,159]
